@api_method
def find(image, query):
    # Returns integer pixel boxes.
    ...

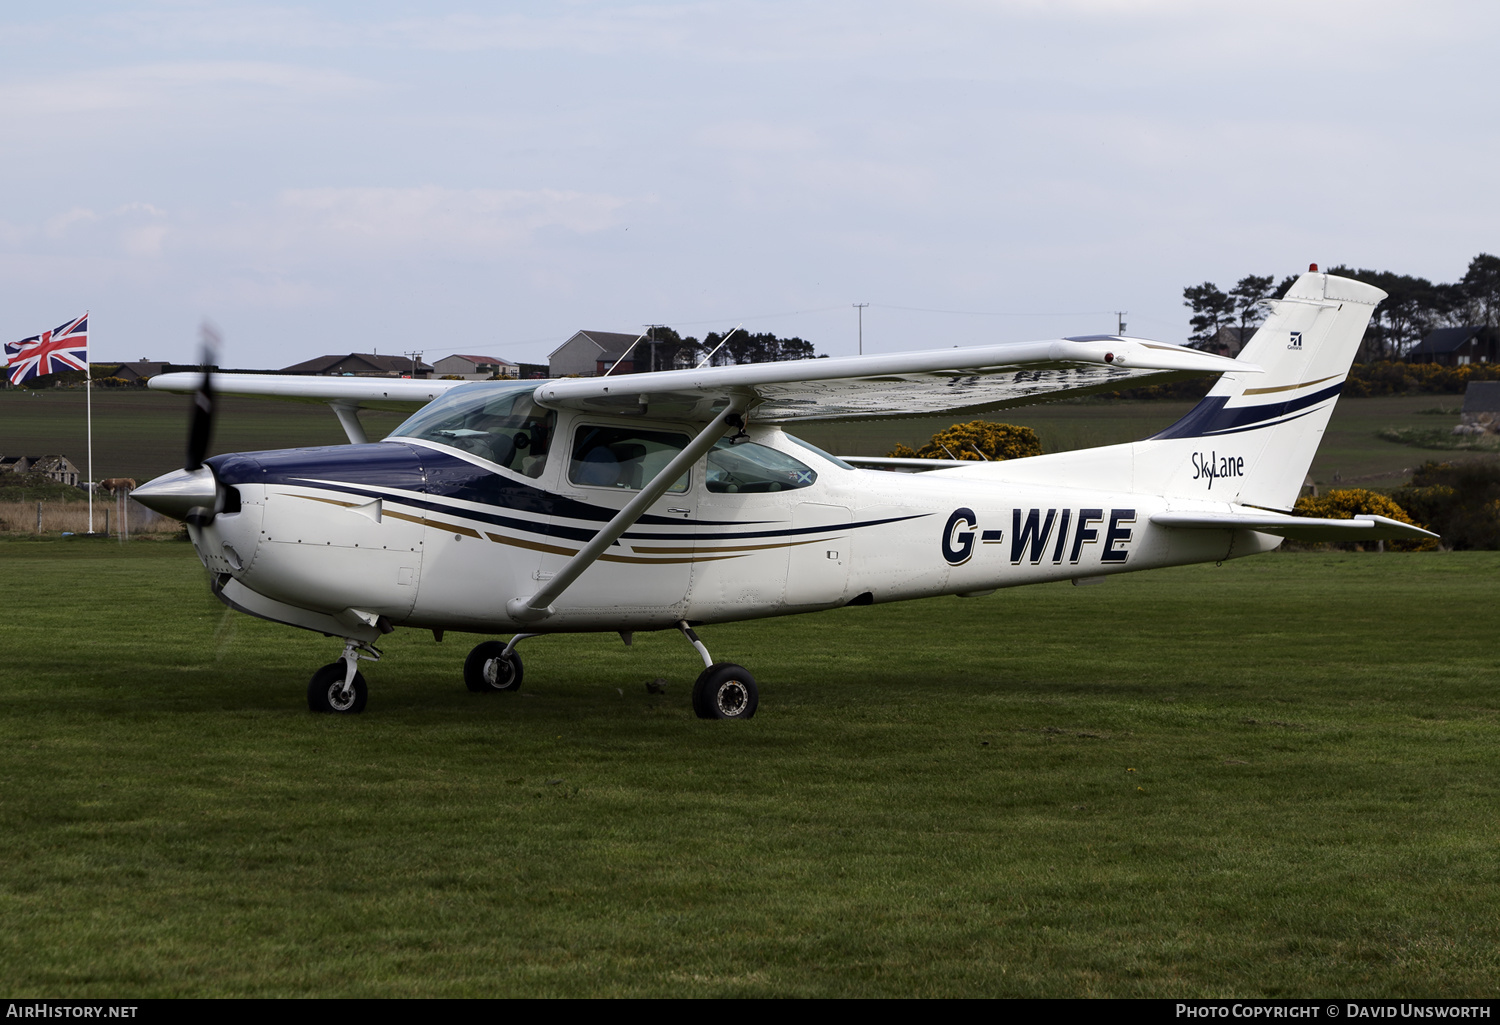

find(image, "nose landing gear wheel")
[692,662,758,720]
[308,662,368,714]
[464,641,524,693]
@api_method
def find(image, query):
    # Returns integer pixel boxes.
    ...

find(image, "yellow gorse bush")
[1293,488,1437,551]
[888,421,1043,462]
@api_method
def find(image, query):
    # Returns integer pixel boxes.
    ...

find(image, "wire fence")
[0,497,178,537]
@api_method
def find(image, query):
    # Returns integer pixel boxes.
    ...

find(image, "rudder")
[1143,271,1387,509]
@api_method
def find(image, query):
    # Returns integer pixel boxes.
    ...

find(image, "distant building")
[1409,326,1496,366]
[432,354,518,380]
[31,455,80,486]
[281,353,434,378]
[548,330,643,378]
[111,360,170,382]
[1,454,80,486]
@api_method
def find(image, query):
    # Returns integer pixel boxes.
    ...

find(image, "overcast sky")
[3,1,1497,370]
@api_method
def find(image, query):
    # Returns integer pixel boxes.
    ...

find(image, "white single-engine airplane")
[135,269,1433,718]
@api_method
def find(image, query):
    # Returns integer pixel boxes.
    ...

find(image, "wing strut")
[329,402,368,444]
[505,394,753,623]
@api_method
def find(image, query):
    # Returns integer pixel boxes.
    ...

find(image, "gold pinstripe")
[285,492,838,564]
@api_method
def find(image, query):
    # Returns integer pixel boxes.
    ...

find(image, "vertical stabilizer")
[1141,271,1387,509]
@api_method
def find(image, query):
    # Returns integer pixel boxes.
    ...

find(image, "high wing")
[532,335,1253,422]
[148,373,464,411]
[147,373,469,444]
[148,333,1249,433]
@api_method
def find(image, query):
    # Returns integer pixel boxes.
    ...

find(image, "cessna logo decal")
[1288,331,1303,350]
[1191,450,1245,490]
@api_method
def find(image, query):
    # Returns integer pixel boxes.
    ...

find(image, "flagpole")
[86,311,93,534]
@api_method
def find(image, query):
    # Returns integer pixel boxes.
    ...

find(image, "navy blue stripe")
[623,514,926,542]
[207,444,928,544]
[423,451,771,527]
[286,477,925,544]
[1171,403,1323,438]
[209,442,773,529]
[287,478,608,543]
[1151,380,1343,440]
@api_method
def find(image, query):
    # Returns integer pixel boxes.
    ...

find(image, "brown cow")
[99,477,138,494]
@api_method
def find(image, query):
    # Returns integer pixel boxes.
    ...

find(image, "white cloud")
[0,61,373,117]
[255,186,639,257]
[44,208,100,238]
[1,187,640,273]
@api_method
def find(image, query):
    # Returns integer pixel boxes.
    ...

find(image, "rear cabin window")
[570,426,690,492]
[705,439,816,493]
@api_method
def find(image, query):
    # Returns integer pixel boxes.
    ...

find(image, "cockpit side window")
[390,383,556,478]
[569,425,690,492]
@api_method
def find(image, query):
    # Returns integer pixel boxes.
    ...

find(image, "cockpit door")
[536,420,698,618]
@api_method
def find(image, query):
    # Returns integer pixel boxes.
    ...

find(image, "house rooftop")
[281,353,434,375]
[548,330,643,360]
[1412,326,1486,356]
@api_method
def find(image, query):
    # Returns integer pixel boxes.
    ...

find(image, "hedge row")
[1100,360,1500,402]
[887,421,1043,461]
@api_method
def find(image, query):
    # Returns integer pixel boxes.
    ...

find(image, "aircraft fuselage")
[189,418,1275,639]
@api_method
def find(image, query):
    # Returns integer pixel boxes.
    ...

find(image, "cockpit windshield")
[389,382,555,478]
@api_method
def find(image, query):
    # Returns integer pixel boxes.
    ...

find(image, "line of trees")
[636,327,820,371]
[1184,253,1500,360]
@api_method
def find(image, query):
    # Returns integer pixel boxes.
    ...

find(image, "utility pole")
[1115,311,1128,336]
[853,303,869,355]
[404,350,423,379]
[645,324,665,373]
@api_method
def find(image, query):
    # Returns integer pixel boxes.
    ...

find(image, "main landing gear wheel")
[308,662,368,714]
[692,662,758,720]
[464,641,524,693]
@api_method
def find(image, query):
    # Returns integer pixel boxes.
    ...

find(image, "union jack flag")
[6,314,89,385]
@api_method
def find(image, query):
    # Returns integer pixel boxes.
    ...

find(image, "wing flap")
[1151,510,1437,541]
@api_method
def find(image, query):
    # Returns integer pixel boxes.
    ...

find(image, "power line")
[870,303,1118,318]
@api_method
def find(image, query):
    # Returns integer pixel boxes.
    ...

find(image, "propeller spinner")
[133,324,226,523]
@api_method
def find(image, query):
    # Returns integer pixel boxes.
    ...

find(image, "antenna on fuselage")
[695,324,743,369]
[601,330,649,378]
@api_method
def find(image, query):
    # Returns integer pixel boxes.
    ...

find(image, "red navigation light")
[1104,352,1114,363]
[1309,263,1319,272]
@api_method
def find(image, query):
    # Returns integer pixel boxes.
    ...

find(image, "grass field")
[2,386,1486,499]
[2,538,1497,997]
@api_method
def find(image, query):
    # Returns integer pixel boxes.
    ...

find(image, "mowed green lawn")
[2,538,1497,996]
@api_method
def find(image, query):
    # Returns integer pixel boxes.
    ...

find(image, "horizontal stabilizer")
[1151,510,1437,542]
